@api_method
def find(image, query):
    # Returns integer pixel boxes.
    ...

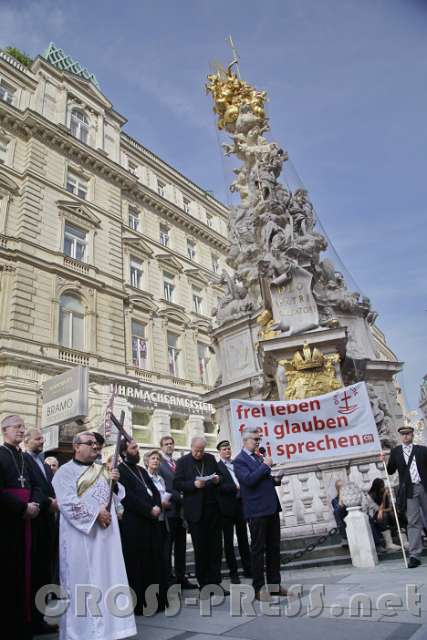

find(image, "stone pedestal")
[344,506,378,568]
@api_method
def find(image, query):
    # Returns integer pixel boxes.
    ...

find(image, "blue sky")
[1,0,425,409]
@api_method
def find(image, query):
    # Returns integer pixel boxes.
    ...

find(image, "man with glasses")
[234,427,287,601]
[52,431,136,639]
[0,414,43,640]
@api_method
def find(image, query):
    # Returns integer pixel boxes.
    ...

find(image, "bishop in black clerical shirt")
[0,415,44,640]
[174,436,227,594]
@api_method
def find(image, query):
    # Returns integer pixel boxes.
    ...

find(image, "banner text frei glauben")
[229,382,381,465]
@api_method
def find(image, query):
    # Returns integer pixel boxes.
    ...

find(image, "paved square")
[34,559,427,640]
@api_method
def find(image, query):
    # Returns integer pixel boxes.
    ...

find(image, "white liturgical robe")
[53,460,136,640]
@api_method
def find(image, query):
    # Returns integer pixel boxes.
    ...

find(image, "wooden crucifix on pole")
[106,409,132,512]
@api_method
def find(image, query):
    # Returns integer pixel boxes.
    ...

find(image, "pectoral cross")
[18,474,25,488]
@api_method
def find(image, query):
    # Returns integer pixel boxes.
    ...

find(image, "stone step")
[185,543,427,575]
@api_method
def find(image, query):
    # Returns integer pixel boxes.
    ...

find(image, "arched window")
[70,109,89,144]
[59,293,85,351]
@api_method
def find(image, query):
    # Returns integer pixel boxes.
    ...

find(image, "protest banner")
[230,382,381,466]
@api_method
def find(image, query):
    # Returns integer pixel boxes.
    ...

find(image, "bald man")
[24,428,58,634]
[0,415,44,640]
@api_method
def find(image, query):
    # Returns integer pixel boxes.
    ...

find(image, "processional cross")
[106,410,132,511]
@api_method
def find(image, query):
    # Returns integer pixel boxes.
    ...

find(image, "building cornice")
[121,133,228,217]
[0,105,230,252]
[0,103,134,187]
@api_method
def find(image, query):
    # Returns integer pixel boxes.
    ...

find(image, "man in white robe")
[52,431,136,640]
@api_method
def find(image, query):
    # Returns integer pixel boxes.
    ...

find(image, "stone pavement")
[35,559,427,640]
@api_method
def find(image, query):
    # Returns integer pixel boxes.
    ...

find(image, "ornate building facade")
[0,45,229,453]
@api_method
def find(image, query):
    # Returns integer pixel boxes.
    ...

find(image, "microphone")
[259,447,276,468]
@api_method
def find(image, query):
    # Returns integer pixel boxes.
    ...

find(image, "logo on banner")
[334,387,359,415]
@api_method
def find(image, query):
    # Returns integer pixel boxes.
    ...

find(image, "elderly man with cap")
[385,425,427,568]
[216,440,252,584]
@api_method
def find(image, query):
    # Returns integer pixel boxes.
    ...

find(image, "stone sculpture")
[206,63,371,333]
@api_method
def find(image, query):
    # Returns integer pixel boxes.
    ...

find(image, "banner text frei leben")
[230,382,381,465]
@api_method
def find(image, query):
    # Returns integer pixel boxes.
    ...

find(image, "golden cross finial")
[227,34,241,78]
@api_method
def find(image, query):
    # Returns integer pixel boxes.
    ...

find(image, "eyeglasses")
[77,440,98,447]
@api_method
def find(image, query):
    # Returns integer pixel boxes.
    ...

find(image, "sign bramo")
[42,366,89,427]
[230,382,381,465]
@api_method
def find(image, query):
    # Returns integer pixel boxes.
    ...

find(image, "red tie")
[169,458,176,472]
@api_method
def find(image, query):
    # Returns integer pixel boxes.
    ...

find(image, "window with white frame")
[192,286,203,314]
[203,418,217,449]
[59,293,85,351]
[157,179,166,197]
[187,239,196,261]
[130,256,143,289]
[197,342,209,384]
[0,137,8,163]
[128,205,139,231]
[70,109,89,144]
[0,80,15,105]
[167,332,180,377]
[131,320,148,369]
[183,197,190,213]
[132,409,153,445]
[163,271,175,303]
[159,224,169,247]
[64,223,87,261]
[211,254,220,274]
[66,171,88,200]
[206,213,214,228]
[170,415,188,447]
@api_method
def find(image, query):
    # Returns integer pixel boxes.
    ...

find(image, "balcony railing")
[63,256,90,275]
[59,348,89,366]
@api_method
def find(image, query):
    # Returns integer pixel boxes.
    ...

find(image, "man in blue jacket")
[234,427,287,601]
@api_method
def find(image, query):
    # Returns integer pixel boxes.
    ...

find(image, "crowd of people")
[1,415,427,640]
[0,417,286,640]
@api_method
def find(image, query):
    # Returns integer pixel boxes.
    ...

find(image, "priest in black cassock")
[24,428,59,634]
[118,438,167,614]
[174,436,227,595]
[0,415,43,640]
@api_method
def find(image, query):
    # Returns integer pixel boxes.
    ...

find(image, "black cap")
[216,440,231,451]
[398,426,414,434]
[92,431,105,446]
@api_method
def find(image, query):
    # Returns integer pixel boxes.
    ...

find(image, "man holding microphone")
[233,427,287,601]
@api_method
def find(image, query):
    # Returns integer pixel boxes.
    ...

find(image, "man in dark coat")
[24,428,58,634]
[233,427,287,601]
[174,436,228,594]
[119,438,167,613]
[0,415,43,640]
[216,440,251,583]
[158,435,195,589]
[385,425,427,568]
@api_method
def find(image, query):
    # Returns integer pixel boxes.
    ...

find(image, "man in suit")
[158,435,195,589]
[234,427,286,601]
[24,428,58,634]
[174,436,228,595]
[385,425,427,568]
[216,440,252,584]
